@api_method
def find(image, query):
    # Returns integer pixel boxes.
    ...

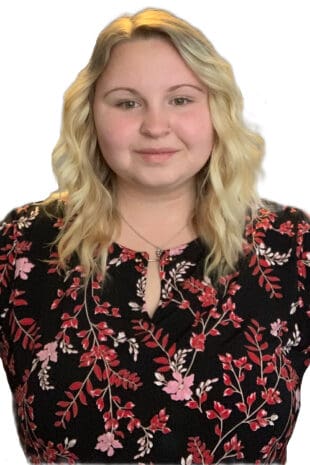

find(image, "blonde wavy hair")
[40,7,265,289]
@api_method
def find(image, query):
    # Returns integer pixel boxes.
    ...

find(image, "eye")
[115,100,139,110]
[172,97,193,106]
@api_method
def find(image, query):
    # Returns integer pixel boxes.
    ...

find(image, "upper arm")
[294,208,310,370]
[0,209,18,337]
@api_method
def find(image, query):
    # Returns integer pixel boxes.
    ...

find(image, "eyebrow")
[103,84,205,98]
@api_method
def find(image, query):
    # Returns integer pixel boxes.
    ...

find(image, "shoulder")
[248,198,310,294]
[257,198,309,225]
[0,197,66,312]
[0,196,66,244]
[244,199,310,283]
[249,198,310,244]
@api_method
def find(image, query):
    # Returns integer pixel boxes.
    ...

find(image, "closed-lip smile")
[136,147,179,154]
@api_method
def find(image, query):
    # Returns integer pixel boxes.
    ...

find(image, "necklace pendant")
[155,248,162,259]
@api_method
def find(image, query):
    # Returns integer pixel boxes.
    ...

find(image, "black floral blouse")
[0,198,309,465]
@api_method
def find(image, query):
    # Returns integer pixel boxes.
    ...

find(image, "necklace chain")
[119,212,190,262]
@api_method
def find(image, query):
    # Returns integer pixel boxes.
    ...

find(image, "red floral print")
[0,199,309,464]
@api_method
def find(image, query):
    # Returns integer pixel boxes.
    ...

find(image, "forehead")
[97,38,202,87]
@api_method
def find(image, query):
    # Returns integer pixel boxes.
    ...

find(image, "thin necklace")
[119,212,191,262]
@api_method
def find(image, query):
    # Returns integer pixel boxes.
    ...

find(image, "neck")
[115,180,196,226]
[113,180,198,251]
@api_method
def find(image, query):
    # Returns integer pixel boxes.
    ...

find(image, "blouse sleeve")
[295,207,310,371]
[0,207,19,339]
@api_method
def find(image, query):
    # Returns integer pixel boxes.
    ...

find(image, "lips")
[137,148,178,163]
[136,148,178,154]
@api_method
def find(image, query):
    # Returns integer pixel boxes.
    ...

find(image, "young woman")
[0,7,309,465]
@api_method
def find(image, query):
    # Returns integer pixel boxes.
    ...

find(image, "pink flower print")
[270,319,288,337]
[95,432,123,456]
[37,341,58,368]
[163,372,194,401]
[169,244,189,256]
[14,257,35,280]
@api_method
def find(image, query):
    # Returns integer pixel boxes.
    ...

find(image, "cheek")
[96,114,136,151]
[178,110,213,138]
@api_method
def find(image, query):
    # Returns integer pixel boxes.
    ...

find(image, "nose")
[140,106,171,137]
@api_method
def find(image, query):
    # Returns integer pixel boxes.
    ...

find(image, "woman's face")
[93,37,214,195]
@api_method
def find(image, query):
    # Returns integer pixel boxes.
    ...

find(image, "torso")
[1,198,309,465]
[143,261,162,318]
[112,227,198,319]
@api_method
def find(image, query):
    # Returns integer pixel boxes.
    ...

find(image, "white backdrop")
[0,0,309,463]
